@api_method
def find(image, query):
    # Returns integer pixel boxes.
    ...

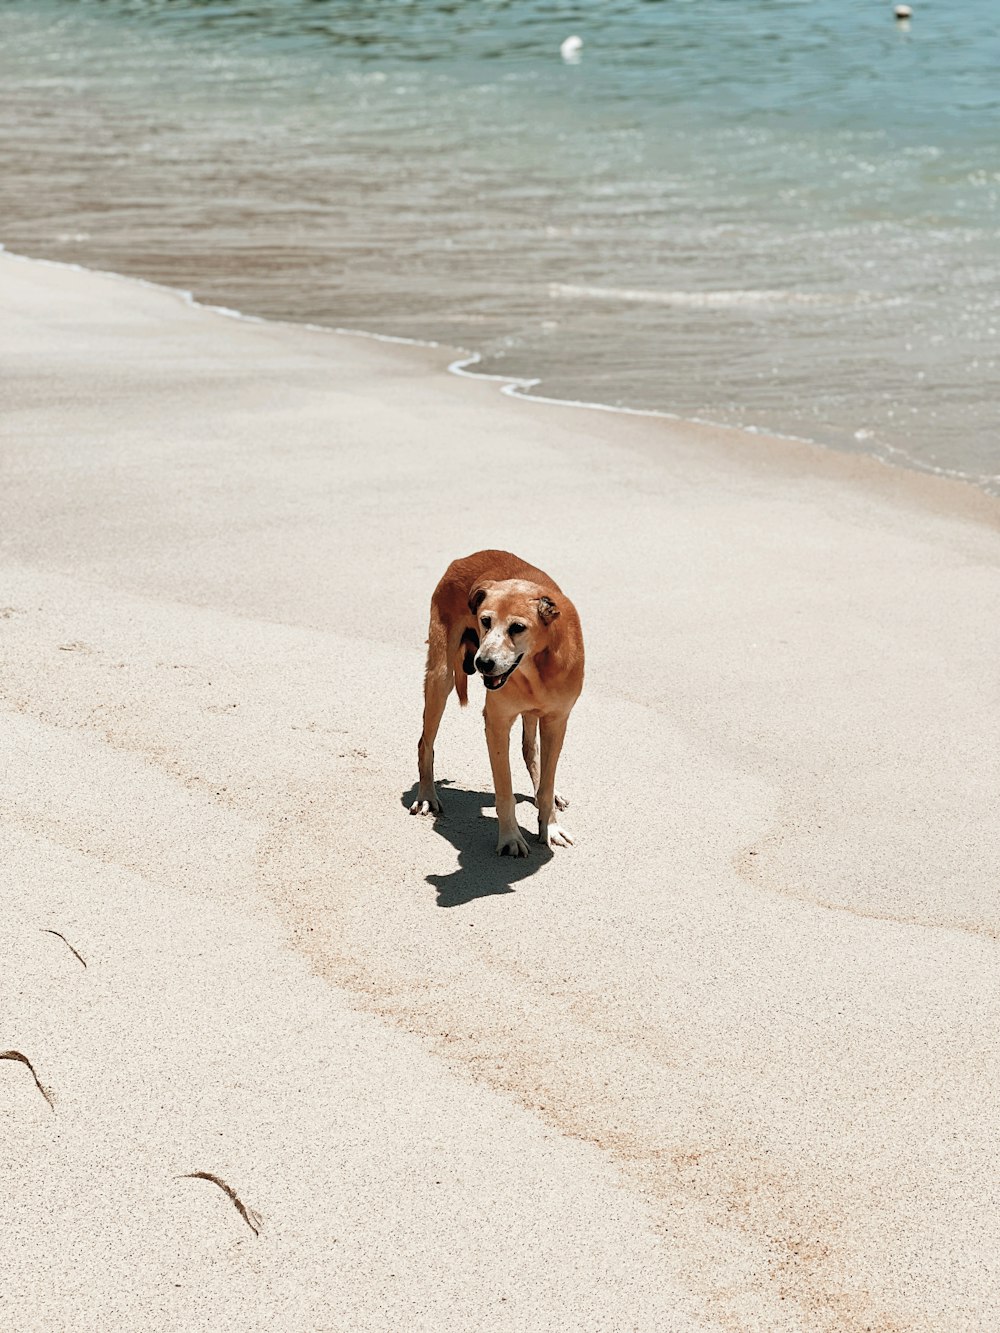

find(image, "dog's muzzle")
[480,655,523,691]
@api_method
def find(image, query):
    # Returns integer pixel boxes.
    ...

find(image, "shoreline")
[4,243,998,524]
[3,248,999,1330]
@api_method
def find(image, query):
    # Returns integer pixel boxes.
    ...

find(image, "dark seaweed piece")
[42,929,87,968]
[0,1050,54,1110]
[179,1172,262,1236]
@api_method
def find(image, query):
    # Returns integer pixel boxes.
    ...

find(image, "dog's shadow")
[402,781,554,908]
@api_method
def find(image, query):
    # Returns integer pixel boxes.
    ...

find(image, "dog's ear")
[468,584,489,615]
[536,596,560,625]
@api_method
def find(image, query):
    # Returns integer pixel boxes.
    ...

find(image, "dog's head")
[467,579,560,691]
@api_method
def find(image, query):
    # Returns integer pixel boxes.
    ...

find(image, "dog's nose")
[476,656,495,674]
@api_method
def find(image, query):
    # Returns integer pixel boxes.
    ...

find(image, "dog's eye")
[509,623,526,635]
[480,616,491,629]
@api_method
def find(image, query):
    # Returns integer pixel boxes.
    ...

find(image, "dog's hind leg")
[522,714,569,812]
[536,713,574,848]
[521,714,541,793]
[411,625,452,816]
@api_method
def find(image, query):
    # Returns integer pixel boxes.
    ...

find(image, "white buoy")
[560,34,583,63]
[894,5,912,18]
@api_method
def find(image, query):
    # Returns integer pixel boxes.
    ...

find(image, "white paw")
[540,822,574,849]
[497,829,530,858]
[410,792,442,815]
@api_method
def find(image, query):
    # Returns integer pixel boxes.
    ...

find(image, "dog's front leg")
[485,705,529,857]
[537,713,574,848]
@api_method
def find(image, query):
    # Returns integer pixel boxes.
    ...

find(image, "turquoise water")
[1,0,998,488]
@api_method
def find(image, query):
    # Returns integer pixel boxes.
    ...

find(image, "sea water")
[1,0,997,489]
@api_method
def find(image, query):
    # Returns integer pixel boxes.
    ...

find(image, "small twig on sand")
[179,1172,262,1236]
[41,929,87,969]
[0,1050,55,1110]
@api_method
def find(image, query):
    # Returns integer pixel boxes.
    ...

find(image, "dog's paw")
[410,792,442,816]
[497,829,530,858]
[540,822,574,849]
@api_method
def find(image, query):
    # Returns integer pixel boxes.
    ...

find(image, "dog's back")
[433,550,563,619]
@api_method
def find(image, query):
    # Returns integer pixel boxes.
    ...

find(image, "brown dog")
[410,550,584,856]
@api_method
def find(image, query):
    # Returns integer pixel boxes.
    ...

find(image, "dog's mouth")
[481,656,523,691]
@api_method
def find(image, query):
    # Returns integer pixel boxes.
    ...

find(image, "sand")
[1,250,999,1331]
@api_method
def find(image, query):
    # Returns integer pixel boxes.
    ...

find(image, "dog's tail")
[454,627,479,707]
[455,669,469,707]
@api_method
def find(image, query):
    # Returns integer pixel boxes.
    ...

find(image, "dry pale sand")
[1,250,999,1331]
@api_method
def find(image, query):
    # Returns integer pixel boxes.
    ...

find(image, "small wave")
[548,282,851,309]
[4,246,991,497]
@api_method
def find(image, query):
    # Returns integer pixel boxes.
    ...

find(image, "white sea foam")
[548,283,856,309]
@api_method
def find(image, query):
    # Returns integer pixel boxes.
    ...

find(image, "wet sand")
[2,252,999,1330]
